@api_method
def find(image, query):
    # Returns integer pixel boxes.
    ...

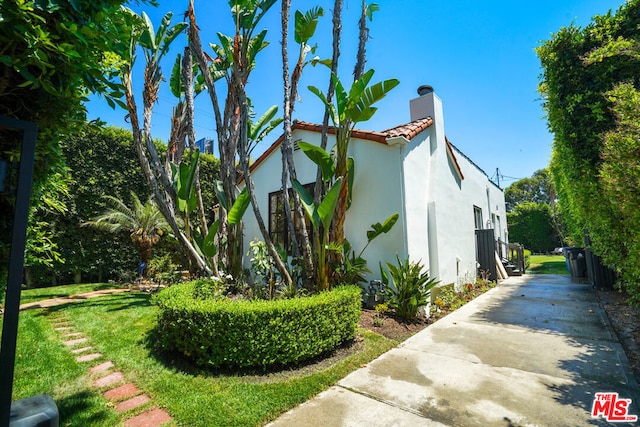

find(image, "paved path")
[19,288,130,311]
[268,274,640,426]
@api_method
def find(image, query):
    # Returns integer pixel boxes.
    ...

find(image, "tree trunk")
[314,0,343,206]
[123,70,211,276]
[281,0,314,282]
[353,0,369,81]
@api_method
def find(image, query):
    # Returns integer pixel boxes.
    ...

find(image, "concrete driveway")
[268,274,640,426]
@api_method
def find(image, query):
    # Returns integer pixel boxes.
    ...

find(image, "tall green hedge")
[537,0,640,298]
[153,284,362,369]
[28,125,220,286]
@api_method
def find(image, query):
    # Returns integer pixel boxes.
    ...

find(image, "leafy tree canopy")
[0,0,142,192]
[504,168,555,212]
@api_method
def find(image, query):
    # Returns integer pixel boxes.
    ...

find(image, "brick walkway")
[49,303,172,426]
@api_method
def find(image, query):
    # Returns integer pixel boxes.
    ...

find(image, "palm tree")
[83,192,169,268]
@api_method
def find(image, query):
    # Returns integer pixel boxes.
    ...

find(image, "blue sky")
[86,0,626,187]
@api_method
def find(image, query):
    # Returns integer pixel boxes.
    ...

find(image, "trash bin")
[564,247,587,278]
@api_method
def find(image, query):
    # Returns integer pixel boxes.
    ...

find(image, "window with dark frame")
[473,205,483,230]
[269,183,314,254]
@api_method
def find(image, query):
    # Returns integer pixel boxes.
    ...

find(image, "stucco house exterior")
[242,86,507,287]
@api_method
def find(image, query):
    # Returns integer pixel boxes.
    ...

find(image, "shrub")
[524,249,531,270]
[153,283,361,369]
[191,277,227,301]
[382,256,440,321]
[148,254,181,285]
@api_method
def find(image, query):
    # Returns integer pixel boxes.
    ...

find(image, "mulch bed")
[596,287,640,381]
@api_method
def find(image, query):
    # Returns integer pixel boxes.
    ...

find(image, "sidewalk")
[268,274,640,426]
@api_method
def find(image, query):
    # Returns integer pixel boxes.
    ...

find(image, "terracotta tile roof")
[382,117,434,141]
[248,117,434,175]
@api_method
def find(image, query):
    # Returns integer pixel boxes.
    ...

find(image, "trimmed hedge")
[153,283,362,369]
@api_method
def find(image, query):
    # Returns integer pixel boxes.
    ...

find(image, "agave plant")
[381,255,440,321]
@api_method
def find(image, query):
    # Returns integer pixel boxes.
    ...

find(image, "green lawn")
[528,254,569,274]
[19,282,125,304]
[10,287,398,426]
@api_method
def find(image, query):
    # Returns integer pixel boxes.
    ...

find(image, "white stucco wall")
[242,129,406,282]
[243,92,507,288]
[404,93,507,287]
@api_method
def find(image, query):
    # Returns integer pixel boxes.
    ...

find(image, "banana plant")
[292,176,343,291]
[308,69,399,250]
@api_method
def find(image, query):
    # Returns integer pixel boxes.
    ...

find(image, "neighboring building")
[242,86,507,286]
[195,137,213,154]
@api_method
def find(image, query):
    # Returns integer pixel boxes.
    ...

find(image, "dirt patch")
[596,287,640,381]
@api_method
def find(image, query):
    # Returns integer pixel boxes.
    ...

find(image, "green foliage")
[597,82,640,296]
[83,191,169,266]
[537,0,640,298]
[0,0,136,193]
[153,283,361,369]
[293,176,344,291]
[147,253,181,285]
[191,277,227,301]
[507,202,560,253]
[333,240,371,286]
[504,168,555,212]
[381,256,440,321]
[13,285,397,427]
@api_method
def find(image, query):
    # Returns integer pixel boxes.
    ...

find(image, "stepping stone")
[63,332,83,337]
[63,337,87,346]
[76,353,101,362]
[54,326,73,331]
[94,371,124,388]
[124,408,172,427]
[71,346,92,354]
[116,394,151,413]
[104,383,140,400]
[89,361,114,374]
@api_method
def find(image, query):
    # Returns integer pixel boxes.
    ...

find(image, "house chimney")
[410,84,438,121]
[417,85,433,96]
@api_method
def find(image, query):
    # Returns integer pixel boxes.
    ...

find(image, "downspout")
[387,136,410,260]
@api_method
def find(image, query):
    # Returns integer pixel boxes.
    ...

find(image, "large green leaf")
[162,22,187,56]
[227,188,250,225]
[169,54,182,98]
[202,220,219,257]
[297,141,334,182]
[366,213,399,242]
[155,11,173,50]
[348,69,375,107]
[308,85,338,125]
[318,177,343,231]
[214,180,228,211]
[247,29,268,67]
[177,150,200,201]
[139,12,155,50]
[349,78,400,123]
[331,73,348,122]
[346,157,355,209]
[366,3,380,21]
[292,178,319,229]
[294,7,324,44]
[249,105,278,141]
